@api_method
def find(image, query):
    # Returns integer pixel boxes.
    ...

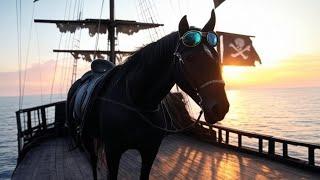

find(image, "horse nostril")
[211,104,218,114]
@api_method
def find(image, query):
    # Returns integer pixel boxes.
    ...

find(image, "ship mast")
[109,0,115,63]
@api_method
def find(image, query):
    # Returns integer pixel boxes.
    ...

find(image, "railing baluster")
[259,138,263,153]
[15,111,22,156]
[41,107,47,130]
[283,143,288,158]
[308,147,315,166]
[27,111,32,137]
[37,109,41,130]
[225,131,229,144]
[218,129,222,143]
[238,134,242,148]
[209,126,214,136]
[268,138,275,156]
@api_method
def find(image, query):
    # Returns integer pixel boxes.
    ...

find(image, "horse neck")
[127,33,179,108]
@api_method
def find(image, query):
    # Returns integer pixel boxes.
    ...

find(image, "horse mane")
[120,32,180,72]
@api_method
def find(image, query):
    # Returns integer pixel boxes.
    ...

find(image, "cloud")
[0,59,83,96]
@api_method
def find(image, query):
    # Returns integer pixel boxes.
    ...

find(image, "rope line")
[49,0,71,102]
[94,0,105,55]
[15,0,22,109]
[21,2,36,107]
[35,24,43,104]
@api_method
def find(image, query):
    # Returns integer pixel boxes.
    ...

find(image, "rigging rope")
[35,24,43,104]
[61,0,73,95]
[69,0,86,86]
[60,0,78,99]
[94,0,105,56]
[49,0,71,102]
[16,0,22,109]
[21,2,36,107]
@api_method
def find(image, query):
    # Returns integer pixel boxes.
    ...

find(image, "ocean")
[0,87,319,179]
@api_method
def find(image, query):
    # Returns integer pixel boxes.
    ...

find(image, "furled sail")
[34,19,163,36]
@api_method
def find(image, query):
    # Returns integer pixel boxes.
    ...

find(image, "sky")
[0,0,320,96]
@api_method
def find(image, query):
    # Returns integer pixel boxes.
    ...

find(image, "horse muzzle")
[201,98,229,124]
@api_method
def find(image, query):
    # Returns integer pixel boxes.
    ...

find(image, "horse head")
[175,9,229,124]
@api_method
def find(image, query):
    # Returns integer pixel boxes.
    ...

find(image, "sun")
[222,66,249,82]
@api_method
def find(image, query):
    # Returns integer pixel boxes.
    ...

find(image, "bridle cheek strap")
[173,49,225,92]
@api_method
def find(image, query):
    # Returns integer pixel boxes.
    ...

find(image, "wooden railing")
[15,100,319,172]
[195,121,320,171]
[15,101,66,161]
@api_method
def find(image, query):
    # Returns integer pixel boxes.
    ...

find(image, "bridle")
[173,39,225,95]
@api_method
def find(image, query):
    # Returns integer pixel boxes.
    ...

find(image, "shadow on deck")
[12,134,319,179]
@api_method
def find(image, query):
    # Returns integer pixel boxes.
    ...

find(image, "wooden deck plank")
[55,138,64,180]
[12,134,320,180]
[62,139,87,180]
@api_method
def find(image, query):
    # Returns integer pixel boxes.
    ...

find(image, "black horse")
[67,9,229,180]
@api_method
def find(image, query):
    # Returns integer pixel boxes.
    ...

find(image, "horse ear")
[179,15,189,37]
[202,9,216,31]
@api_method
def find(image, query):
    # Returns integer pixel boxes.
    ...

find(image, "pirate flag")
[214,0,226,8]
[217,31,261,66]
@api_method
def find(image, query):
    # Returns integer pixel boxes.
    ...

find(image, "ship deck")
[12,134,319,180]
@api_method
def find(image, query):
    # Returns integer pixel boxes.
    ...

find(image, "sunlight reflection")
[216,153,240,179]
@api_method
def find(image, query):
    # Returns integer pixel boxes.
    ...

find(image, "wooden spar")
[52,49,133,62]
[33,19,163,29]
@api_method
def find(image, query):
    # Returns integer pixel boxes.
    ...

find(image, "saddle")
[72,59,115,132]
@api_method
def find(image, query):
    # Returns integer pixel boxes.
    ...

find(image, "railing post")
[15,111,22,157]
[238,134,242,148]
[283,143,288,158]
[55,102,66,128]
[37,109,41,129]
[268,138,275,156]
[308,147,315,166]
[225,131,229,144]
[209,127,214,137]
[259,138,263,153]
[27,111,32,137]
[41,107,47,130]
[218,129,222,143]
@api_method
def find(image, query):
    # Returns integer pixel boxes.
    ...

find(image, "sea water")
[0,87,319,179]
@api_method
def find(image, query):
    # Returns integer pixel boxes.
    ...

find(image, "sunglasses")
[181,30,218,47]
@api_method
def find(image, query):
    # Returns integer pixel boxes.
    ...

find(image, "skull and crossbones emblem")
[229,38,251,59]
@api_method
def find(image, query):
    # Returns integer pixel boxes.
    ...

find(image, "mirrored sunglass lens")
[183,31,201,46]
[207,32,218,46]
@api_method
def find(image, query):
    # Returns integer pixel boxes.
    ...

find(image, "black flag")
[217,31,261,66]
[214,0,226,8]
